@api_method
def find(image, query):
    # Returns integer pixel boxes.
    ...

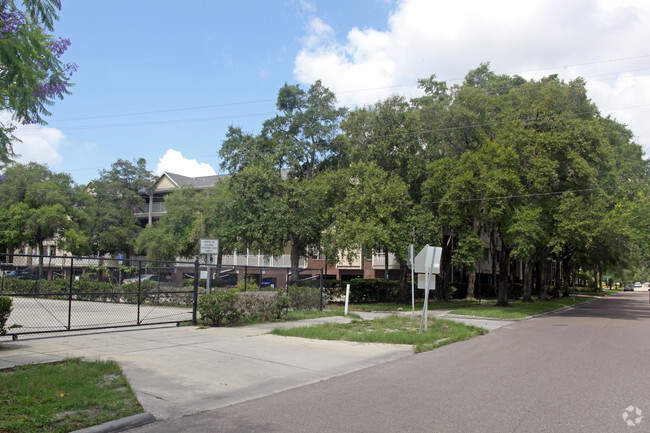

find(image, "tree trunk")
[490,232,498,301]
[466,269,477,300]
[435,235,452,301]
[593,265,598,291]
[597,265,603,293]
[522,260,533,302]
[537,259,548,301]
[496,247,509,307]
[290,243,301,281]
[398,262,409,303]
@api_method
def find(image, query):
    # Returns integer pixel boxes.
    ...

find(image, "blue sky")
[10,0,650,184]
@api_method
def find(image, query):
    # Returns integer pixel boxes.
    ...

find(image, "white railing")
[220,252,307,268]
[371,252,401,270]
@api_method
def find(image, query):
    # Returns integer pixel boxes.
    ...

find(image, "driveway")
[130,292,650,433]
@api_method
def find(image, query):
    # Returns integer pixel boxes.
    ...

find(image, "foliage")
[0,296,12,336]
[346,278,400,303]
[236,291,288,322]
[287,285,322,310]
[0,163,89,259]
[197,289,241,326]
[88,158,154,256]
[236,275,259,292]
[218,81,347,276]
[136,186,208,260]
[0,0,76,165]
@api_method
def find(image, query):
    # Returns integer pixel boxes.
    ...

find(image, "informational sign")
[200,239,219,255]
[414,244,443,333]
[414,245,442,288]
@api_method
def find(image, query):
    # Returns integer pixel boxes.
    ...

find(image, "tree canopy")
[0,0,76,165]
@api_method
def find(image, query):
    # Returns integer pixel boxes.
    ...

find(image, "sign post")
[200,239,219,294]
[409,244,415,320]
[414,245,442,333]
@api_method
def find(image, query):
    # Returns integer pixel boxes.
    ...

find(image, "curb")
[70,412,156,433]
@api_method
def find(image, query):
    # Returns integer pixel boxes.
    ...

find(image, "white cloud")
[0,112,65,167]
[12,125,65,167]
[155,149,217,177]
[294,0,650,154]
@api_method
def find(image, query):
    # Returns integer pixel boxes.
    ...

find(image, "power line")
[15,55,650,130]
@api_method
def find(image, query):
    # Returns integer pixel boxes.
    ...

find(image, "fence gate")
[1,255,199,340]
[1,254,326,339]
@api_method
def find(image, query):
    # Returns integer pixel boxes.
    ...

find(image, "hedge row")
[197,286,325,327]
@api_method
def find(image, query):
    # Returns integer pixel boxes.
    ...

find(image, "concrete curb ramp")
[71,412,156,433]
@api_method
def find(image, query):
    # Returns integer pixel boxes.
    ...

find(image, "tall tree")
[89,158,154,256]
[0,162,88,271]
[0,0,76,164]
[218,81,347,277]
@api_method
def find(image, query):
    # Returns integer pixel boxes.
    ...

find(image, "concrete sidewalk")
[0,311,513,423]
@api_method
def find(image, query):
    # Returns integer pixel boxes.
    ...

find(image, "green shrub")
[236,276,259,292]
[0,296,11,336]
[288,286,323,310]
[119,281,155,304]
[198,289,240,326]
[0,278,69,295]
[348,279,399,303]
[236,291,286,322]
[73,279,116,301]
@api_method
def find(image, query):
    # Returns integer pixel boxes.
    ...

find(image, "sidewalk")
[0,311,514,426]
[0,314,415,420]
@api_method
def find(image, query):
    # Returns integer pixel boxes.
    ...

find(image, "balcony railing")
[371,252,401,270]
[134,202,167,216]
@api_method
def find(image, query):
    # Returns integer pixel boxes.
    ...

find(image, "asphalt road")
[130,292,650,433]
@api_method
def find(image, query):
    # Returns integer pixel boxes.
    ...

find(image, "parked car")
[623,284,634,292]
[634,282,642,288]
[122,274,176,286]
[5,269,39,280]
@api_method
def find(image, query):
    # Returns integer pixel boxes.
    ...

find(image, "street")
[131,292,650,433]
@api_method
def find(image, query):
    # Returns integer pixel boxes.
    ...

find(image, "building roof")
[163,172,226,189]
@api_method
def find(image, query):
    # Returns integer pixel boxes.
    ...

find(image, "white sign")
[200,239,219,254]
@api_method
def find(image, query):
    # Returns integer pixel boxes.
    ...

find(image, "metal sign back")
[414,245,442,274]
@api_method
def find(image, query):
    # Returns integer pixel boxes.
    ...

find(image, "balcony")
[134,202,167,218]
[371,252,401,270]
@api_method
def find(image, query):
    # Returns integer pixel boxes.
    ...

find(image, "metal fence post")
[319,267,323,311]
[67,256,74,330]
[193,259,199,325]
[137,260,142,325]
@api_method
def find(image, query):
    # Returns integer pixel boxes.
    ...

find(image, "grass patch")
[271,314,487,353]
[449,296,594,319]
[0,358,143,433]
[285,309,360,321]
[329,299,481,312]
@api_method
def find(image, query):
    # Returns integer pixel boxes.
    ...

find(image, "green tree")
[0,0,76,164]
[218,81,347,277]
[328,162,412,287]
[136,186,208,260]
[89,158,154,256]
[0,162,88,272]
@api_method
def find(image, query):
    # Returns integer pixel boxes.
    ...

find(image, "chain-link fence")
[0,253,325,339]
